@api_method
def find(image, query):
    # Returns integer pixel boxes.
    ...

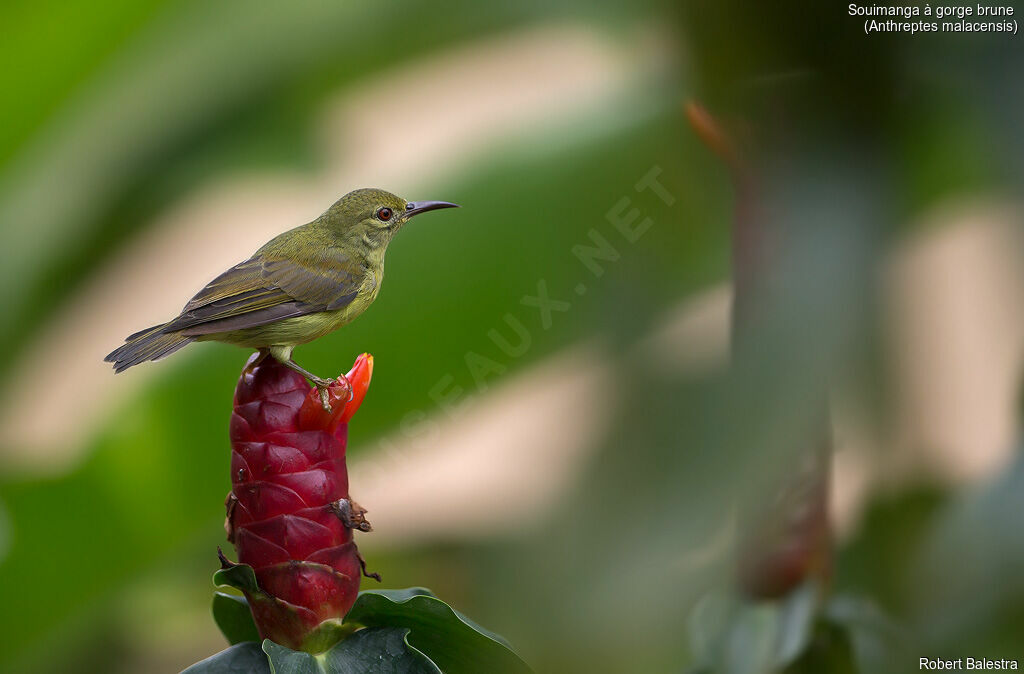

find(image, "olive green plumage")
[106,187,458,388]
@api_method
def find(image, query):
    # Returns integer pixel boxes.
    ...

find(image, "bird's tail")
[104,324,194,373]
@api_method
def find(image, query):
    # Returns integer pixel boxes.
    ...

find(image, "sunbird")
[106,188,458,407]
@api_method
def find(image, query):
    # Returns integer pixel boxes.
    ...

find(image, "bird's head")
[319,188,458,252]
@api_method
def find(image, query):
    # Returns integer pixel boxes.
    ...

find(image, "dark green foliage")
[190,587,529,674]
[212,593,261,646]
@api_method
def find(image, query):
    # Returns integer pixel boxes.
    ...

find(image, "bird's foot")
[311,374,353,411]
[311,377,334,411]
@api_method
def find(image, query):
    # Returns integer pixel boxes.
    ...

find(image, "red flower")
[223,353,375,651]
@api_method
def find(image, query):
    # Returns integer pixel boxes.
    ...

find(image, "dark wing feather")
[162,252,363,337]
[181,258,267,311]
[178,301,316,336]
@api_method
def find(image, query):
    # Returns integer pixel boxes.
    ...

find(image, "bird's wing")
[162,254,362,336]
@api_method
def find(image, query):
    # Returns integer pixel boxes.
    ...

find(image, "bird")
[105,187,458,408]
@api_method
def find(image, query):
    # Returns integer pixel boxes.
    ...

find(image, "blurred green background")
[1,1,1023,672]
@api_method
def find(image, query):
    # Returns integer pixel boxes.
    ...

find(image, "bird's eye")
[376,207,393,221]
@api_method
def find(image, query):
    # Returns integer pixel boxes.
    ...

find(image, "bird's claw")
[311,377,333,412]
[318,385,331,412]
[311,374,353,412]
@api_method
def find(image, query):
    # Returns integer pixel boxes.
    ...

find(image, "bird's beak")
[403,200,460,219]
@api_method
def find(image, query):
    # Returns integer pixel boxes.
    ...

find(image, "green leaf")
[723,603,781,674]
[213,591,261,645]
[824,596,904,673]
[262,640,319,674]
[688,591,737,666]
[687,584,818,674]
[213,560,262,595]
[181,641,270,674]
[774,584,817,667]
[357,587,437,601]
[263,630,440,674]
[359,588,514,651]
[345,588,530,674]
